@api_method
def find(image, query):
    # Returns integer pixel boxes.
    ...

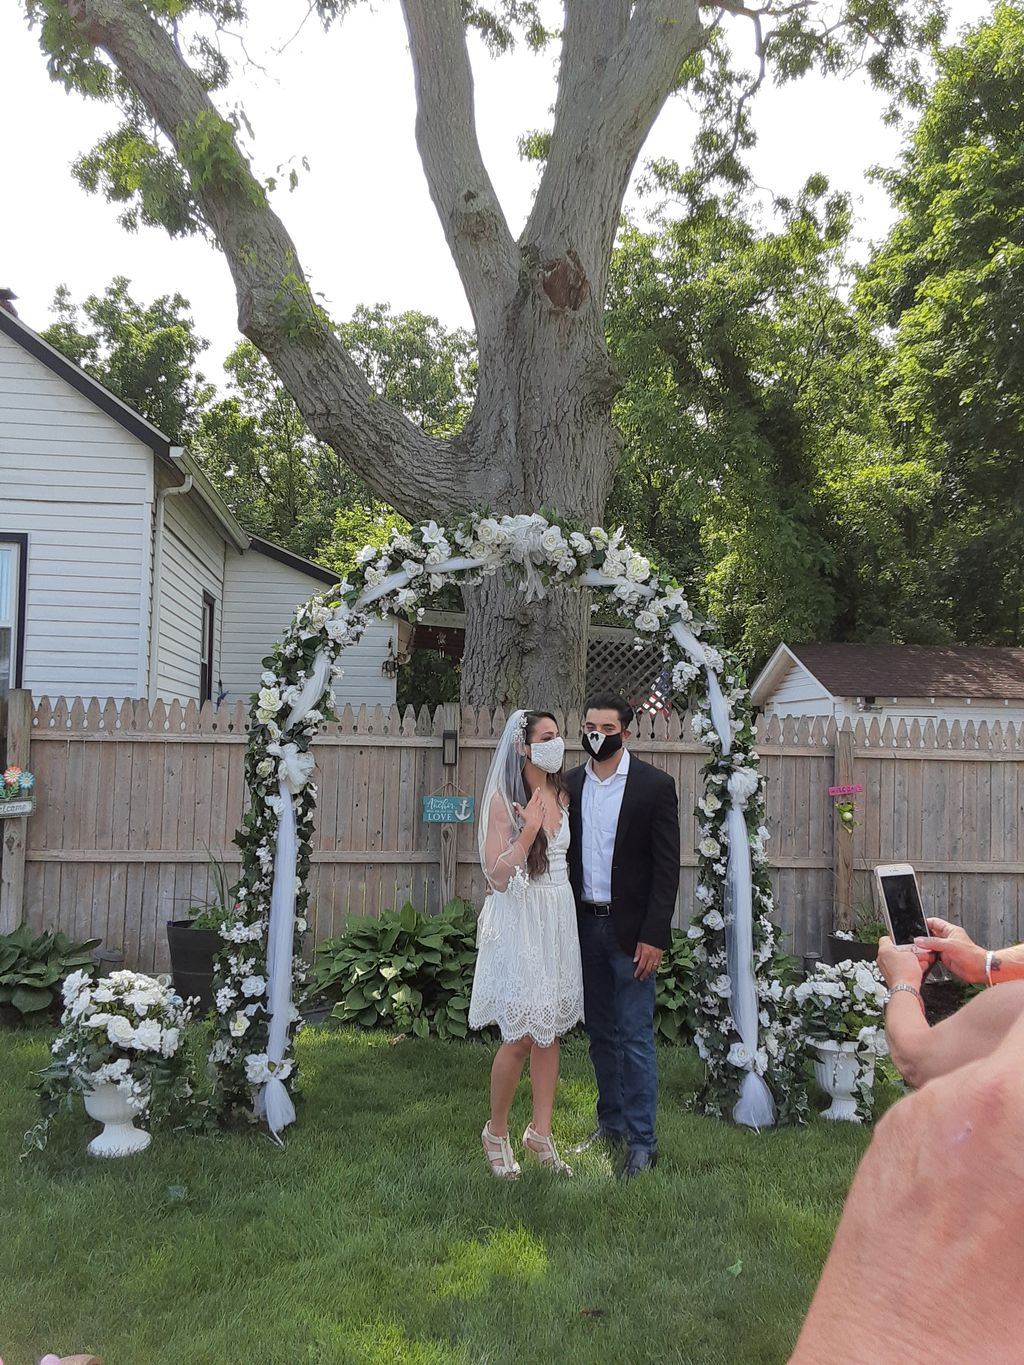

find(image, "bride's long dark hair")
[521,711,566,879]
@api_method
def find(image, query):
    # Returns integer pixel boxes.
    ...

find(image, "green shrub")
[314,900,700,1047]
[313,899,490,1042]
[0,924,100,1023]
[654,932,697,1043]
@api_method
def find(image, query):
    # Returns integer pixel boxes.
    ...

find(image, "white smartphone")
[873,863,929,946]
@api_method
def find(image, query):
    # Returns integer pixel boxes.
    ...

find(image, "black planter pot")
[921,978,967,1026]
[300,1001,332,1028]
[825,934,878,966]
[166,920,220,1013]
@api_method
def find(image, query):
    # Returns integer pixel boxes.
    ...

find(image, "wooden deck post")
[1,689,33,933]
[832,722,855,932]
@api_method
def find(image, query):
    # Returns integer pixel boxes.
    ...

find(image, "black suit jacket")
[566,754,681,954]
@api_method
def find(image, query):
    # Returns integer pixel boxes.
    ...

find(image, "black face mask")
[582,730,623,760]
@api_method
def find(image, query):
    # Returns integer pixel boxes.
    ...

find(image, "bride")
[469,710,584,1178]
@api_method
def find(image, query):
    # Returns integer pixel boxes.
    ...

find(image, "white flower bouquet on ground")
[783,959,890,1122]
[24,969,194,1154]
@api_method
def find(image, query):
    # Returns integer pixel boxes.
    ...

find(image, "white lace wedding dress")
[469,810,585,1047]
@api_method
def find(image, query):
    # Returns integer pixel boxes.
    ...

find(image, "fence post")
[0,689,32,933]
[437,702,460,910]
[832,722,855,932]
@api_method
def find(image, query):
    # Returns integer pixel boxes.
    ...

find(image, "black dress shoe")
[620,1148,658,1179]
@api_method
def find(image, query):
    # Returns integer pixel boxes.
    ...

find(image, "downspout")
[148,449,192,704]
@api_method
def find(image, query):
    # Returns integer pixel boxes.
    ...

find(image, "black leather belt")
[581,901,612,917]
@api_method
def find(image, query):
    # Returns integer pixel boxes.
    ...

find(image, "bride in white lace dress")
[469,710,584,1178]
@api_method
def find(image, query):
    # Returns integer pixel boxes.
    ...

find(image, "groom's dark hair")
[583,691,634,729]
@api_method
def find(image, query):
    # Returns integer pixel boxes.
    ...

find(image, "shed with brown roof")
[750,643,1024,728]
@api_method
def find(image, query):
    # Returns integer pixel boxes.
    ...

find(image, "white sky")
[0,0,993,382]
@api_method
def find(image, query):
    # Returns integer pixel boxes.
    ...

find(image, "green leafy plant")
[0,924,100,1023]
[653,931,697,1043]
[186,852,234,931]
[313,899,487,1042]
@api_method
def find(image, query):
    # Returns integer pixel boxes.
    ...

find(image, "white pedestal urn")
[810,1039,871,1122]
[83,1081,152,1157]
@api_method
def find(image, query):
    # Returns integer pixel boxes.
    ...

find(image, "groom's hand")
[633,942,663,981]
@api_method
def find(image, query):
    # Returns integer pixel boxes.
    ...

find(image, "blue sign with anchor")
[422,795,475,824]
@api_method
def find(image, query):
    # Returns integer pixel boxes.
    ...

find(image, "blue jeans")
[577,912,657,1154]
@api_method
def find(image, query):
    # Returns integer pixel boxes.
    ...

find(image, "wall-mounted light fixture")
[381,639,399,680]
[442,729,459,768]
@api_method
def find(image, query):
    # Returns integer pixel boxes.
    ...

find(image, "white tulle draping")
[259,653,333,1137]
[670,621,776,1129]
[258,774,299,1139]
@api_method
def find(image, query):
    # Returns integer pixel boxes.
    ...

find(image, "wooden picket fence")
[1,691,1022,971]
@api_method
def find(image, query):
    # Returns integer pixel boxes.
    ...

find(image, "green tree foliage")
[336,305,477,438]
[858,1,1024,642]
[604,176,940,663]
[41,276,214,441]
[194,340,366,559]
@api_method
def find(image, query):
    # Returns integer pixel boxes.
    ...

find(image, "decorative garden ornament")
[83,1080,151,1157]
[810,1039,875,1123]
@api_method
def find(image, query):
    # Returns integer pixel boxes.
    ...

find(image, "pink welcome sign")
[828,784,864,797]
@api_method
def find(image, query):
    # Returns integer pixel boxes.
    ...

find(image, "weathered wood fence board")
[3,692,1022,970]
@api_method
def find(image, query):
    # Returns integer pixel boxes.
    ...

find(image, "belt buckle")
[589,902,611,917]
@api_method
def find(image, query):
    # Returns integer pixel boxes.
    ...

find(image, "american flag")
[639,671,672,716]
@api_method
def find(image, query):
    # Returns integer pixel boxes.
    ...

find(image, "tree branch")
[527,0,705,290]
[399,0,519,340]
[59,0,474,522]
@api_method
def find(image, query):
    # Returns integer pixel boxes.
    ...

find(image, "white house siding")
[155,481,225,704]
[761,662,834,720]
[220,546,398,706]
[0,329,151,700]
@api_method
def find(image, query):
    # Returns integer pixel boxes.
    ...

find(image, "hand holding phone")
[874,864,929,945]
[873,864,941,977]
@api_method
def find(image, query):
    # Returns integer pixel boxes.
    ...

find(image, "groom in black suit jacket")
[566,691,680,1176]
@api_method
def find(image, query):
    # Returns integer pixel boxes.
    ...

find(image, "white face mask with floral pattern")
[530,737,565,773]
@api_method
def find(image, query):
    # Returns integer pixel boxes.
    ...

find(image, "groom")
[566,691,680,1177]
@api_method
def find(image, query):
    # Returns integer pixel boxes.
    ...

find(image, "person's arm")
[637,772,680,953]
[876,936,932,1086]
[914,916,1024,984]
[791,1007,1024,1363]
[482,791,542,892]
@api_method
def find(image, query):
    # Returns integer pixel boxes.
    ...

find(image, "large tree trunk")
[57,0,704,707]
[458,238,622,706]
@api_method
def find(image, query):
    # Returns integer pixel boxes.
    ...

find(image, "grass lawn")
[0,1026,883,1365]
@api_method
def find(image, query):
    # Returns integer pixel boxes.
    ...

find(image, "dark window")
[0,535,27,699]
[200,592,216,705]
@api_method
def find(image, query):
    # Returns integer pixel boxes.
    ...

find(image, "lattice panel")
[586,629,667,710]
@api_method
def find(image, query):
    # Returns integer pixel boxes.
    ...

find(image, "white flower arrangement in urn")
[24,969,194,1157]
[783,958,890,1123]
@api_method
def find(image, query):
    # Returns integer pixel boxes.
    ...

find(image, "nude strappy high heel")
[522,1124,573,1176]
[482,1122,521,1179]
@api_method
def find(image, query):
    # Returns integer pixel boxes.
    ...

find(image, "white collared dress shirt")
[581,747,630,903]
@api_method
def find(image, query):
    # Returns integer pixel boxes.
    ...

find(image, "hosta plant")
[0,923,100,1022]
[313,899,490,1042]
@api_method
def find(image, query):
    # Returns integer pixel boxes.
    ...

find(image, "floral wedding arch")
[207,514,804,1137]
